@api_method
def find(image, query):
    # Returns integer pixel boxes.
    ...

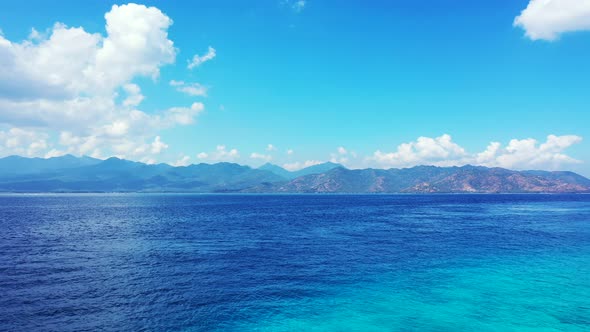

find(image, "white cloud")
[0,4,175,100]
[172,155,191,167]
[477,135,582,169]
[0,3,199,163]
[162,102,204,126]
[28,28,43,41]
[215,145,239,161]
[370,134,582,171]
[188,46,216,69]
[197,145,240,162]
[0,128,49,157]
[292,1,306,13]
[104,120,130,137]
[150,136,168,154]
[249,144,276,163]
[250,152,272,162]
[372,134,467,168]
[45,149,67,158]
[169,80,207,97]
[20,100,202,161]
[28,140,48,155]
[514,0,590,41]
[140,157,157,165]
[122,83,144,107]
[283,160,321,171]
[287,149,294,155]
[330,146,359,166]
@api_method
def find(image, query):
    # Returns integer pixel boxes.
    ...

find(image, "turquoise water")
[0,194,588,331]
[243,252,589,331]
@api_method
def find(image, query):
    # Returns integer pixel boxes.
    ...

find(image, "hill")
[0,156,588,193]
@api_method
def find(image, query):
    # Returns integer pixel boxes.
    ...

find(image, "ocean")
[0,194,589,331]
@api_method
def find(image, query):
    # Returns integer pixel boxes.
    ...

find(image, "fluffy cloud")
[0,4,175,100]
[476,135,582,169]
[122,83,144,107]
[45,149,67,158]
[514,0,590,40]
[330,146,355,165]
[170,80,207,97]
[188,46,216,69]
[0,4,208,162]
[172,155,191,167]
[197,145,240,162]
[370,134,582,170]
[150,136,169,154]
[283,160,321,171]
[250,152,272,162]
[0,128,49,157]
[49,133,171,161]
[162,102,204,126]
[249,144,277,163]
[372,134,467,168]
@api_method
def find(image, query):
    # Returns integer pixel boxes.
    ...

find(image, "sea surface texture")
[0,194,589,331]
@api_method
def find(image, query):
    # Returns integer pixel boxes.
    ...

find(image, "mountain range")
[0,155,588,193]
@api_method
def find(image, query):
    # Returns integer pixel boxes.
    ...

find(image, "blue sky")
[0,0,589,175]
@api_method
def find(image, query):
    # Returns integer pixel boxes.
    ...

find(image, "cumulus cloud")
[514,0,590,40]
[0,128,49,157]
[248,144,279,164]
[45,149,67,158]
[197,145,239,162]
[372,134,467,168]
[330,146,355,165]
[150,136,168,154]
[0,4,175,100]
[162,102,204,126]
[250,152,272,162]
[287,149,294,155]
[50,132,171,162]
[370,134,582,170]
[172,155,191,167]
[283,160,321,171]
[170,80,207,97]
[122,83,144,107]
[19,99,202,161]
[0,3,201,162]
[188,46,216,69]
[476,135,582,169]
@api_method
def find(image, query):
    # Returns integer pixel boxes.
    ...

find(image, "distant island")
[0,155,588,193]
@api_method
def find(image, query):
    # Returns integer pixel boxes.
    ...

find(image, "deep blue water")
[0,194,589,331]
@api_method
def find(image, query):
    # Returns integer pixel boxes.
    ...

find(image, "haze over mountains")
[0,155,588,193]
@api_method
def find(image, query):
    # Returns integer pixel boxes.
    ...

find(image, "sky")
[0,0,589,175]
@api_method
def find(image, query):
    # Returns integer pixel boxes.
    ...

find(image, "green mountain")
[0,154,100,175]
[265,165,590,193]
[0,156,588,193]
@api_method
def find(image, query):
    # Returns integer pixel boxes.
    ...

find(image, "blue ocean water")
[0,194,589,331]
